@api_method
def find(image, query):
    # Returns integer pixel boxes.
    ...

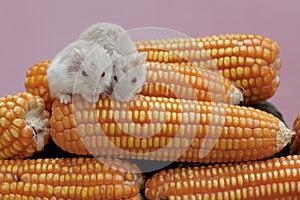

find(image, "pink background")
[0,1,299,128]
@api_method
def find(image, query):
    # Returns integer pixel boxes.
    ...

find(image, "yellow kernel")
[207,180,212,190]
[23,182,31,194]
[236,189,242,199]
[212,49,218,57]
[237,175,243,186]
[0,117,10,128]
[261,172,267,181]
[218,48,225,57]
[279,183,284,194]
[251,65,260,78]
[225,47,232,56]
[229,190,236,199]
[213,179,218,189]
[141,139,147,148]
[236,67,244,78]
[231,177,236,186]
[242,67,250,78]
[297,182,300,192]
[3,130,13,142]
[223,69,230,79]
[224,57,231,67]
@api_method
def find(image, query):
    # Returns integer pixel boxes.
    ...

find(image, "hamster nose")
[106,86,113,95]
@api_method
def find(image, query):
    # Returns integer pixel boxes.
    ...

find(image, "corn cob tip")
[133,173,146,190]
[228,85,244,104]
[137,34,282,104]
[277,121,295,150]
[0,92,50,159]
[24,98,50,151]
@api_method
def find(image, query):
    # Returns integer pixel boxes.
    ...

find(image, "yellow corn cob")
[144,62,242,104]
[50,94,294,163]
[25,59,55,111]
[290,113,300,155]
[145,154,300,200]
[136,34,281,103]
[0,92,50,159]
[0,157,144,199]
[24,60,243,106]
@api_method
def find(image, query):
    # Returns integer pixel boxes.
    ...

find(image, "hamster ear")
[65,54,82,73]
[138,52,147,63]
[73,54,84,72]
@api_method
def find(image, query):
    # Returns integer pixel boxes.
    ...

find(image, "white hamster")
[112,56,148,102]
[47,39,114,104]
[79,22,148,101]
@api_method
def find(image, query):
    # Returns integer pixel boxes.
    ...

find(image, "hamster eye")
[131,77,137,83]
[81,70,88,77]
[113,75,118,82]
[101,72,105,77]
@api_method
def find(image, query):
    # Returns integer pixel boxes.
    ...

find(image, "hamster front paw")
[59,94,71,104]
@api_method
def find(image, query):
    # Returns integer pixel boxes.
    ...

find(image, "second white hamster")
[112,54,147,102]
[79,22,148,102]
[47,39,114,104]
[111,52,148,102]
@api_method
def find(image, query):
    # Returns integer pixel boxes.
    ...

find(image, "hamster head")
[112,53,148,102]
[112,51,147,87]
[72,43,114,103]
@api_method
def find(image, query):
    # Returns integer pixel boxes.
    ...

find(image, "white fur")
[47,40,114,103]
[79,22,136,53]
[112,58,148,102]
[79,22,148,102]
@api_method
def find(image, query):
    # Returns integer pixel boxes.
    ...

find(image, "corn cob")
[145,154,300,200]
[0,157,144,200]
[0,92,50,159]
[143,62,242,104]
[25,59,55,111]
[50,94,294,163]
[24,60,243,105]
[136,34,282,103]
[290,113,300,155]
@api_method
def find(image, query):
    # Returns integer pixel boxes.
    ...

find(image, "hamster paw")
[59,94,71,104]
